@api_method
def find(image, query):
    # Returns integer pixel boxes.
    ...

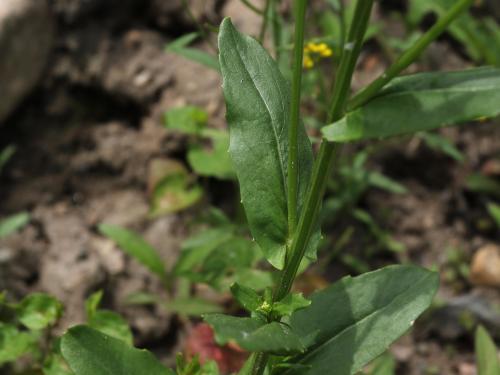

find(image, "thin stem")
[287,0,308,237]
[180,0,217,52]
[240,0,265,15]
[275,0,375,301]
[250,353,268,375]
[259,0,272,43]
[347,0,473,111]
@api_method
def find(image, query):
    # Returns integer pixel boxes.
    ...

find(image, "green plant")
[57,0,500,374]
[0,291,130,374]
[475,325,500,375]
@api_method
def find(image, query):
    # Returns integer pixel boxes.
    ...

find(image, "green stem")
[180,0,217,52]
[347,0,473,111]
[287,0,308,237]
[259,0,273,43]
[240,0,265,15]
[250,353,268,375]
[276,0,375,301]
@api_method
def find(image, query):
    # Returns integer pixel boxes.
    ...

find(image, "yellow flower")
[303,42,333,69]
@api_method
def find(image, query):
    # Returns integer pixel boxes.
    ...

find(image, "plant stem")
[259,0,272,43]
[287,0,308,237]
[180,0,217,52]
[347,0,473,111]
[275,0,375,301]
[240,0,265,15]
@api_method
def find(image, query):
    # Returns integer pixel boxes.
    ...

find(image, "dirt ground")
[0,1,499,374]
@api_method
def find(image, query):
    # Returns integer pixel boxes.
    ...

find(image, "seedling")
[58,0,500,374]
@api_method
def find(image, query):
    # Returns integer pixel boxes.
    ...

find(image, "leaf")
[164,106,208,135]
[0,323,38,365]
[188,129,235,180]
[272,293,311,317]
[475,325,500,375]
[282,265,439,375]
[466,174,500,198]
[0,145,16,173]
[230,283,262,313]
[88,311,133,345]
[166,33,220,71]
[43,354,74,375]
[165,297,223,316]
[85,290,103,320]
[61,326,173,375]
[0,211,30,238]
[323,68,500,143]
[367,353,395,375]
[487,202,500,228]
[17,293,63,330]
[98,224,168,281]
[418,132,464,162]
[204,314,305,355]
[219,18,316,269]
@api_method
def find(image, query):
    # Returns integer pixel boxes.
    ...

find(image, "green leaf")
[166,33,220,71]
[282,265,439,375]
[88,311,133,345]
[17,293,63,330]
[0,211,30,238]
[323,68,500,143]
[165,297,222,316]
[85,290,103,320]
[0,145,16,173]
[418,132,465,162]
[487,202,500,228]
[368,353,395,375]
[0,323,38,366]
[475,325,500,375]
[230,283,263,312]
[218,18,315,269]
[61,326,173,375]
[187,129,235,180]
[204,314,305,355]
[150,164,203,216]
[164,106,208,135]
[98,224,167,281]
[466,174,500,198]
[272,293,311,317]
[43,354,74,375]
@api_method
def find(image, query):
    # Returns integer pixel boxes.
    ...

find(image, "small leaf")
[166,33,220,71]
[204,314,304,355]
[61,325,173,375]
[166,297,222,316]
[219,18,316,269]
[43,354,73,375]
[487,202,500,228]
[475,325,500,375]
[188,129,235,180]
[418,132,465,162]
[466,174,500,198]
[17,293,63,330]
[282,265,439,375]
[0,211,30,238]
[272,293,311,317]
[85,290,103,320]
[0,323,38,365]
[0,145,16,173]
[230,283,263,313]
[88,310,133,345]
[323,68,500,142]
[368,353,396,375]
[98,224,168,281]
[164,106,208,135]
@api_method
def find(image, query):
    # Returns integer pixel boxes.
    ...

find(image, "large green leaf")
[98,224,168,282]
[61,325,173,375]
[280,265,439,375]
[323,68,500,143]
[475,325,500,375]
[218,18,315,269]
[204,314,305,355]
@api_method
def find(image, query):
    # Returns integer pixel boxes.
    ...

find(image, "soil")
[0,1,499,374]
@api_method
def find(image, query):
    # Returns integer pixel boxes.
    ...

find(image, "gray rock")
[0,0,54,124]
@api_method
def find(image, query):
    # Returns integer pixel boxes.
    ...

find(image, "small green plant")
[0,291,131,374]
[56,0,500,374]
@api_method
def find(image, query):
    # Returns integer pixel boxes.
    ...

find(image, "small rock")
[470,244,500,288]
[0,0,54,123]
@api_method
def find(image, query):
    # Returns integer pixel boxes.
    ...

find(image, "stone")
[470,244,500,288]
[0,0,54,124]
